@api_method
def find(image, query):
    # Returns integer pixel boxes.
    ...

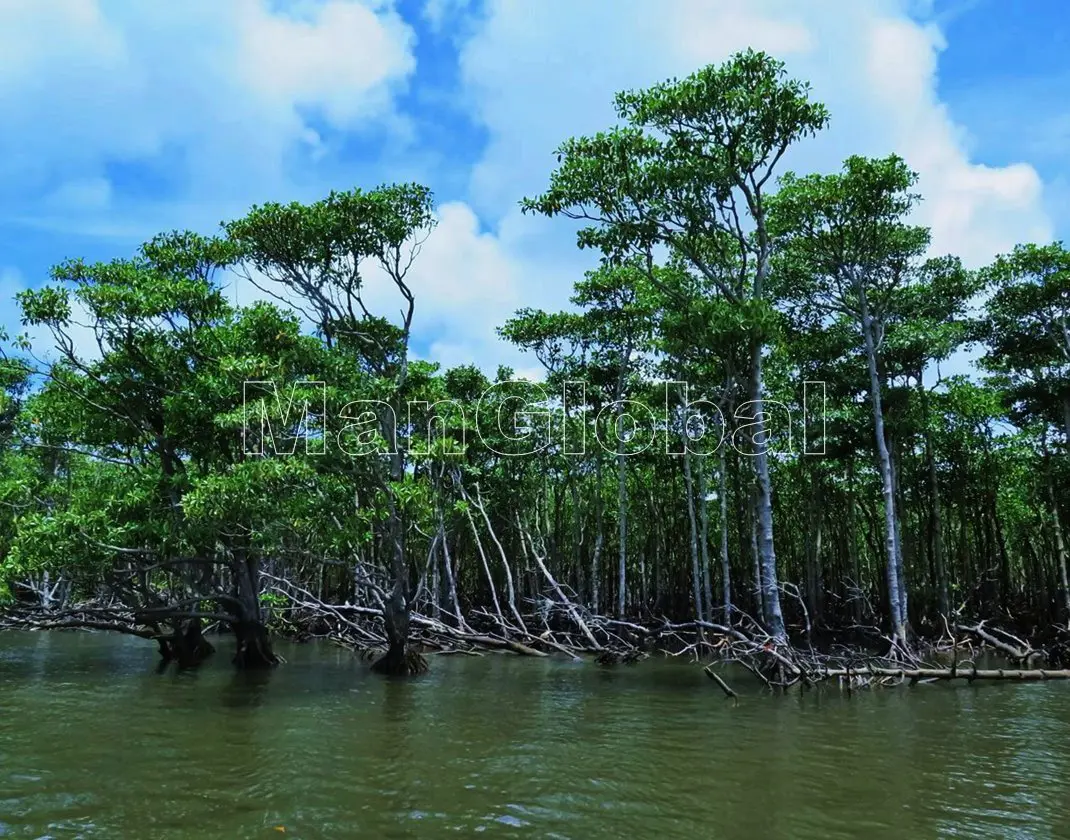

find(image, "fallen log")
[819,666,1070,682]
[441,632,547,658]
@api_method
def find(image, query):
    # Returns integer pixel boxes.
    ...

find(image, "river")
[1,631,1067,839]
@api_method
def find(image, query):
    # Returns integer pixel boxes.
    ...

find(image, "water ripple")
[1,633,1068,839]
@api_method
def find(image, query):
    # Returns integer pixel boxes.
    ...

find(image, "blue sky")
[1,0,1066,375]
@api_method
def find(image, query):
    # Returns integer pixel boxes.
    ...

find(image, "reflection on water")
[1,631,1068,839]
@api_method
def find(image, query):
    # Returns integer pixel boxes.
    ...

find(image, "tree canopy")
[2,50,1069,677]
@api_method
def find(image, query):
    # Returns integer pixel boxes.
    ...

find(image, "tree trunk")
[748,340,786,640]
[718,448,732,620]
[750,484,765,624]
[807,489,824,623]
[370,472,427,676]
[462,491,505,628]
[1045,454,1070,619]
[158,618,215,669]
[860,289,906,646]
[438,519,466,631]
[232,551,278,669]
[683,450,705,622]
[570,477,586,603]
[923,388,949,618]
[591,456,605,613]
[696,455,715,622]
[889,437,909,629]
[617,450,628,618]
[847,481,863,624]
[372,582,427,675]
[474,483,527,634]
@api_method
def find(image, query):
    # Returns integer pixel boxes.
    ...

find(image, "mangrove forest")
[3,50,1070,691]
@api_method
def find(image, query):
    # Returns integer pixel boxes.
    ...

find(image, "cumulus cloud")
[237,0,414,128]
[456,0,1052,263]
[0,0,1058,379]
[0,0,416,233]
[411,0,1055,375]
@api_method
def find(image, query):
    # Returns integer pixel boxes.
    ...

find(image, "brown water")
[1,631,1069,839]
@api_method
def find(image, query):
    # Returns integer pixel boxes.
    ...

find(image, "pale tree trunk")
[617,449,628,618]
[718,448,732,620]
[696,456,715,621]
[745,343,784,637]
[1050,491,1070,620]
[749,342,786,640]
[683,450,706,622]
[517,513,600,649]
[847,485,863,624]
[890,439,909,627]
[438,521,467,632]
[473,483,527,634]
[639,553,647,614]
[429,535,442,621]
[569,478,586,603]
[859,288,906,645]
[744,232,787,641]
[750,484,765,624]
[434,466,466,631]
[805,477,824,622]
[1054,395,1070,610]
[591,456,604,613]
[461,489,505,629]
[613,351,632,621]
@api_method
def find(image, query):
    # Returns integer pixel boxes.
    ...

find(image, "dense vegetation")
[2,51,1068,676]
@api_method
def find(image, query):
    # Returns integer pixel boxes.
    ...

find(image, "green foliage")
[2,56,1069,655]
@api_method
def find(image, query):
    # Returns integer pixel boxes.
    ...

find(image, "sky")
[0,0,1067,379]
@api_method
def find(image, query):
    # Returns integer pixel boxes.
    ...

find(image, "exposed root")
[370,644,429,676]
[158,618,215,669]
[596,649,647,666]
[7,592,1070,694]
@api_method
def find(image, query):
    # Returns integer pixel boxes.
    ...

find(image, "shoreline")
[6,601,1070,694]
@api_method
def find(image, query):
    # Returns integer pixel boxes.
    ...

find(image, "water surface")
[2,632,1068,839]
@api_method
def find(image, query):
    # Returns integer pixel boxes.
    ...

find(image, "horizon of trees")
[1,49,1068,674]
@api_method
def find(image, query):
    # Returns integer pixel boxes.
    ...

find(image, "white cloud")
[400,202,519,363]
[456,0,1052,266]
[0,0,416,232]
[0,0,1058,378]
[414,0,1057,373]
[858,15,1050,261]
[43,178,113,213]
[421,0,472,33]
[237,0,415,128]
[223,197,577,375]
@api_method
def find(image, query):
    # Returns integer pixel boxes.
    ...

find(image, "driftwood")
[704,664,739,698]
[959,621,1043,665]
[7,587,1070,698]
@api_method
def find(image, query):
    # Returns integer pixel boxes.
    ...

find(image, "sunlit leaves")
[523,49,828,302]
